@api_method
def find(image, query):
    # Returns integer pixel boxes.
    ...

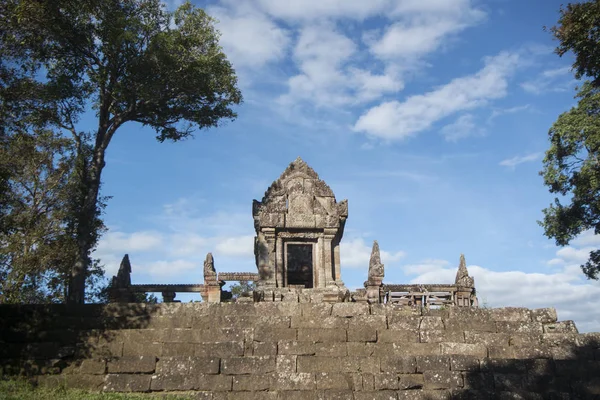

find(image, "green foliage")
[0,378,189,399]
[548,1,600,86]
[229,280,255,299]
[0,130,106,303]
[0,0,241,303]
[541,1,600,280]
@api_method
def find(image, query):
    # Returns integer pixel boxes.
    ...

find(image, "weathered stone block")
[420,330,464,343]
[276,355,297,373]
[543,321,578,334]
[441,343,487,358]
[354,391,399,400]
[161,342,195,357]
[531,308,557,324]
[511,345,552,359]
[107,356,156,373]
[255,327,297,342]
[380,356,417,373]
[79,359,106,375]
[347,342,375,357]
[300,303,332,318]
[493,373,524,392]
[416,355,450,372]
[420,316,445,330]
[196,374,233,391]
[297,328,346,342]
[221,356,276,375]
[347,326,377,342]
[104,374,151,392]
[155,356,220,375]
[195,341,245,358]
[348,315,388,330]
[332,303,369,317]
[464,331,509,347]
[316,372,353,390]
[398,373,425,390]
[509,333,542,347]
[278,341,316,355]
[233,374,271,391]
[122,341,162,357]
[291,316,348,330]
[445,319,496,333]
[388,316,421,330]
[253,341,277,356]
[490,308,532,322]
[373,372,399,390]
[270,372,316,390]
[487,345,515,359]
[150,372,196,391]
[314,342,347,357]
[377,329,419,343]
[423,371,463,389]
[462,372,494,391]
[450,356,480,372]
[496,321,543,335]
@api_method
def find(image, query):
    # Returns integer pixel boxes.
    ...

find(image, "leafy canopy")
[541,0,600,279]
[0,0,242,302]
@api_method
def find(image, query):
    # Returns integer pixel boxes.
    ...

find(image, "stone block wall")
[1,303,599,399]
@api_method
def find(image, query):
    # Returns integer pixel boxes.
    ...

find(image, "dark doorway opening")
[287,244,313,288]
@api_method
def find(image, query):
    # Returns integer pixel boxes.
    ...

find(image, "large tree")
[0,0,242,302]
[541,0,600,279]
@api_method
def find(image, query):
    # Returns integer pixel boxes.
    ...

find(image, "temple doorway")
[286,244,314,288]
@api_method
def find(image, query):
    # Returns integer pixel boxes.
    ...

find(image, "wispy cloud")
[499,152,541,169]
[441,114,485,142]
[521,66,575,95]
[354,52,520,140]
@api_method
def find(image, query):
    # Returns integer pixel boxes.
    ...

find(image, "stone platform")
[0,302,599,398]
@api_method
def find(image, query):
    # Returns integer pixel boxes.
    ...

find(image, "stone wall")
[1,303,599,399]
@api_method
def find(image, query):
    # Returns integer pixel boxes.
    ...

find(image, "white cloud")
[488,104,531,123]
[215,235,255,258]
[354,52,520,140]
[521,65,575,95]
[142,260,198,278]
[279,24,403,107]
[499,152,541,169]
[368,3,485,60]
[208,6,291,69]
[572,229,600,248]
[341,238,406,268]
[96,231,163,254]
[253,0,389,20]
[441,114,485,142]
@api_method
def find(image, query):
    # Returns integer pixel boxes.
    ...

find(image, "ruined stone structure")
[252,157,349,302]
[108,157,477,307]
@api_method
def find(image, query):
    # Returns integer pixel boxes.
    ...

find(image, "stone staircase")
[1,302,599,399]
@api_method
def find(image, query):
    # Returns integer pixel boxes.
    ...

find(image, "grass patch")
[0,379,190,400]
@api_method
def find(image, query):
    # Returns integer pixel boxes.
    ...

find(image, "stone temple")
[109,157,478,307]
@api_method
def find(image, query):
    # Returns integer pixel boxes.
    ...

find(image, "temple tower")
[252,157,348,300]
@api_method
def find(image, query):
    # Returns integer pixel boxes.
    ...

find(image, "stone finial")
[368,240,385,281]
[455,254,474,287]
[115,254,132,288]
[204,253,216,277]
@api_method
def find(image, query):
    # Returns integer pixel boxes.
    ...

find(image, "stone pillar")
[323,229,337,287]
[276,236,284,288]
[333,240,342,283]
[203,253,221,303]
[264,228,277,287]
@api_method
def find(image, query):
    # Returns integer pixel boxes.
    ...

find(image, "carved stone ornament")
[455,254,475,288]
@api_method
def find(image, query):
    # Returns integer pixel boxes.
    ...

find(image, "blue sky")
[92,0,600,332]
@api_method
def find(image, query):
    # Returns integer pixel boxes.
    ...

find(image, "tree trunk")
[66,149,103,304]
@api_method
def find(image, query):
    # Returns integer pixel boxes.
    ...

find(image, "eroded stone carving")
[455,254,475,288]
[368,241,385,282]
